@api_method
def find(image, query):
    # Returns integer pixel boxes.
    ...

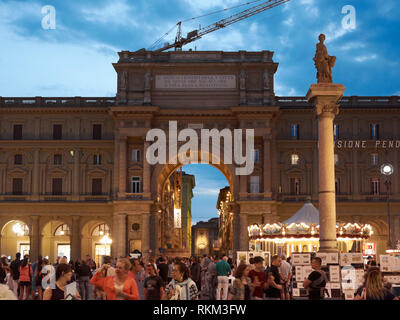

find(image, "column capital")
[306,83,346,117]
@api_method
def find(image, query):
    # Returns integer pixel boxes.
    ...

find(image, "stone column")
[142,213,150,258]
[72,149,80,201]
[30,216,40,261]
[312,147,318,200]
[71,216,81,260]
[149,205,158,255]
[239,213,249,251]
[307,83,345,253]
[32,149,40,200]
[232,204,241,254]
[112,214,126,258]
[263,134,272,198]
[118,136,127,198]
[143,141,151,199]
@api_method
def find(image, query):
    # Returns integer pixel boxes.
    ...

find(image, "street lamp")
[381,164,394,251]
[100,234,112,263]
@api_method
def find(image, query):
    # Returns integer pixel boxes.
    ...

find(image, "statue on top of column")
[313,34,336,83]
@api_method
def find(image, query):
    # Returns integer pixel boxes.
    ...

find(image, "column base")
[318,240,338,253]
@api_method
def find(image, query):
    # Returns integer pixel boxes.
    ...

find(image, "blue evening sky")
[1,0,399,223]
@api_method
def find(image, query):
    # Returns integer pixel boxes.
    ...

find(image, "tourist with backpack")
[303,257,328,300]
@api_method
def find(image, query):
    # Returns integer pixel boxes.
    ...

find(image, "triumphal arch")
[110,50,281,257]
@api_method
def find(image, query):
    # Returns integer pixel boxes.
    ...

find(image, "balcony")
[2,193,28,201]
[82,193,110,201]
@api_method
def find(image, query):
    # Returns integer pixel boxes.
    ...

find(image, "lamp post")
[100,234,112,265]
[381,164,394,250]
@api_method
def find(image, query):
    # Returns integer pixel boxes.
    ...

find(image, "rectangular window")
[92,179,102,195]
[54,154,62,165]
[14,154,23,165]
[252,149,259,163]
[93,124,102,140]
[371,153,378,165]
[13,124,23,140]
[370,124,379,140]
[53,124,62,140]
[12,178,23,195]
[290,124,299,140]
[132,149,141,162]
[290,178,301,195]
[131,177,141,193]
[52,178,63,195]
[250,176,260,193]
[93,154,102,165]
[371,178,380,195]
[334,124,339,140]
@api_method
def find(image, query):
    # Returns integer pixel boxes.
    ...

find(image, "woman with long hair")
[228,263,254,300]
[90,258,139,300]
[354,267,398,300]
[43,263,81,300]
[18,255,32,300]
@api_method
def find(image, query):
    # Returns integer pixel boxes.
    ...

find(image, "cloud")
[80,0,137,27]
[193,187,221,196]
[354,54,377,63]
[182,0,241,11]
[338,42,366,51]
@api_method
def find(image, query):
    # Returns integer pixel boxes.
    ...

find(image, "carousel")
[248,200,373,256]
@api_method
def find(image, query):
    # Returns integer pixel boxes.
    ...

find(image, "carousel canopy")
[283,201,320,225]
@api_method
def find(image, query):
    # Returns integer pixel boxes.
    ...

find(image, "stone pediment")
[285,167,305,176]
[7,167,28,176]
[48,167,68,176]
[87,168,107,176]
[365,167,381,177]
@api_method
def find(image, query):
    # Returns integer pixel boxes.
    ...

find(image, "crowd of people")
[0,252,398,301]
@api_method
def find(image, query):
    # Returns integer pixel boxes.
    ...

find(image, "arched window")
[92,223,110,237]
[54,224,70,236]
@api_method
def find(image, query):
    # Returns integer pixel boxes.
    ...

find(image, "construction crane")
[148,0,291,53]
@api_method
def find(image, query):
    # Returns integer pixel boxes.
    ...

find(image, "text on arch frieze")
[155,75,236,89]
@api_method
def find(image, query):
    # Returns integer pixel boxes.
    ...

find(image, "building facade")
[0,50,399,262]
[191,218,219,256]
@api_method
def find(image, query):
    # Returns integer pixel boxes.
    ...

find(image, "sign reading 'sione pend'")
[335,140,400,149]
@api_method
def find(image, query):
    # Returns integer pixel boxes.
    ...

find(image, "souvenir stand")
[248,200,373,300]
[380,244,400,297]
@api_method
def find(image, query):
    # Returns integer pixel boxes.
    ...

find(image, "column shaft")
[263,136,272,198]
[71,216,81,260]
[32,149,40,200]
[118,137,127,197]
[30,216,40,261]
[143,141,151,198]
[72,149,80,200]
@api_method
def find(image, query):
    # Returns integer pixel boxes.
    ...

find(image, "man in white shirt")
[279,254,292,300]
